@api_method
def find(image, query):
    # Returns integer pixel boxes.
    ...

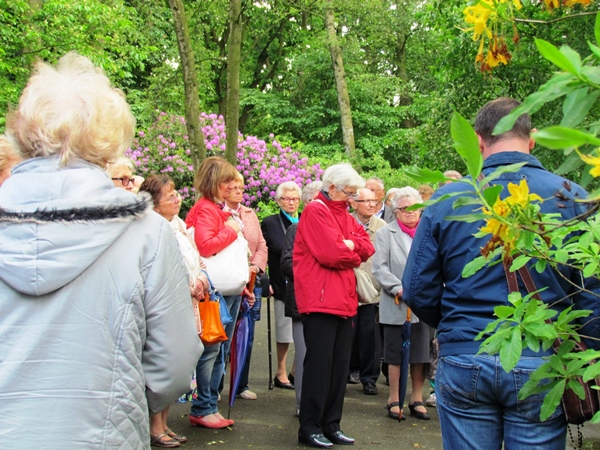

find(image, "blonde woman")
[0,53,202,449]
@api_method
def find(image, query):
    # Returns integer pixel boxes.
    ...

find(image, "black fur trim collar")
[0,193,152,224]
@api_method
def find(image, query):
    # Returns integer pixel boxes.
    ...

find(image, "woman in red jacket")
[185,156,243,429]
[293,163,375,449]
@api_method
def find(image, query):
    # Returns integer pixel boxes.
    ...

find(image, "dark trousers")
[349,304,379,384]
[299,313,353,436]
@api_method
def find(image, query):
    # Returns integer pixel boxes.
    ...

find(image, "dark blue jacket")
[402,152,600,356]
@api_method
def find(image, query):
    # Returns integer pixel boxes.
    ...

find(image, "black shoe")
[288,373,295,385]
[324,431,355,445]
[347,371,360,384]
[274,376,294,390]
[362,382,378,395]
[298,433,333,448]
[409,402,431,420]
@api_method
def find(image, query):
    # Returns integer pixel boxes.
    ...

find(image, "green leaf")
[404,166,448,184]
[462,255,489,278]
[567,379,586,401]
[560,45,582,74]
[535,39,579,76]
[452,196,482,208]
[580,66,600,85]
[533,126,600,149]
[482,184,503,208]
[510,255,531,272]
[535,259,547,273]
[587,41,600,60]
[494,305,515,319]
[451,111,483,180]
[561,88,600,128]
[445,213,489,222]
[479,163,527,186]
[595,11,600,47]
[499,326,523,372]
[540,380,566,421]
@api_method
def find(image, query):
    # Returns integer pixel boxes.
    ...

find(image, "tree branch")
[514,11,598,25]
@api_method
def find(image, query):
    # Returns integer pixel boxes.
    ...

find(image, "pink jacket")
[239,205,268,272]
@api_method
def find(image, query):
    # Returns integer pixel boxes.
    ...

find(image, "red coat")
[184,198,237,257]
[293,192,375,318]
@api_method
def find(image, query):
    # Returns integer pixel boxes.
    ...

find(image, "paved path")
[165,298,600,450]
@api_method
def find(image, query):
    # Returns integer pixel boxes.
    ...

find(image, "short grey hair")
[391,186,422,214]
[302,181,322,203]
[322,163,364,191]
[367,176,385,190]
[276,181,301,199]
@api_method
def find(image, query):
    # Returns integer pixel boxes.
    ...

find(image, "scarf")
[281,209,299,224]
[398,219,418,239]
[224,204,244,232]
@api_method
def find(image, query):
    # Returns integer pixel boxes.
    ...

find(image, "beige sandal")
[165,428,188,443]
[150,433,180,448]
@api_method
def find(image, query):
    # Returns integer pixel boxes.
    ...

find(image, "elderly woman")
[294,164,374,448]
[185,156,246,429]
[139,174,209,448]
[106,156,135,191]
[0,135,21,187]
[261,181,302,389]
[280,180,322,417]
[0,53,202,448]
[372,187,434,422]
[223,172,268,400]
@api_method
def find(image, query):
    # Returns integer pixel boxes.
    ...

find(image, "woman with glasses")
[372,187,434,422]
[223,172,267,400]
[294,164,374,448]
[138,174,208,448]
[106,157,135,191]
[261,181,302,390]
[184,156,246,429]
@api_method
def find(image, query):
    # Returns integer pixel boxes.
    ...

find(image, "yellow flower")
[564,0,592,6]
[505,180,543,207]
[543,0,560,10]
[513,0,523,9]
[579,152,600,178]
[464,3,493,41]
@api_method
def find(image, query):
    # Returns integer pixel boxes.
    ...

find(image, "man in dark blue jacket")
[402,97,600,450]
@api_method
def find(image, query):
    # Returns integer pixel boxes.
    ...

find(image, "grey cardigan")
[372,220,419,325]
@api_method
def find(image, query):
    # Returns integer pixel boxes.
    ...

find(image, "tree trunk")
[325,6,361,171]
[225,0,243,165]
[168,0,206,170]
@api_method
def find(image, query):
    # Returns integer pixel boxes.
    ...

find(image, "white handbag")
[354,267,379,304]
[187,226,250,296]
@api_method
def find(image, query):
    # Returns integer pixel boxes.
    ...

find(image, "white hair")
[106,157,134,177]
[276,181,301,199]
[6,52,135,167]
[391,186,422,213]
[322,163,364,191]
[301,181,322,203]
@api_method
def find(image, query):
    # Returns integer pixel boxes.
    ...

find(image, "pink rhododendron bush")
[126,112,323,215]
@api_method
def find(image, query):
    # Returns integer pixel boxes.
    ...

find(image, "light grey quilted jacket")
[0,156,203,449]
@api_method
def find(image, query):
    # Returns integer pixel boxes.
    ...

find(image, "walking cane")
[266,294,274,390]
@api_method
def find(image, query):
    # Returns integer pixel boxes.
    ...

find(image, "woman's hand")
[243,287,256,307]
[224,219,240,234]
[343,239,355,251]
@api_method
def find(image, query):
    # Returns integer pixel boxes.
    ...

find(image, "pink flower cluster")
[125,112,323,213]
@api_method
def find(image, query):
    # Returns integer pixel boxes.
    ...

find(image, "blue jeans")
[436,354,566,450]
[191,294,242,417]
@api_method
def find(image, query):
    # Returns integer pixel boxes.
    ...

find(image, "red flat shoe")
[189,415,232,429]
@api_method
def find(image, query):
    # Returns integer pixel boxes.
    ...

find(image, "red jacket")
[293,192,374,318]
[184,198,237,257]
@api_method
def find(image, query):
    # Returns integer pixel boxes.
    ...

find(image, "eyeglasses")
[340,188,357,198]
[160,195,180,204]
[354,199,378,204]
[227,186,245,192]
[280,197,300,203]
[112,177,133,186]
